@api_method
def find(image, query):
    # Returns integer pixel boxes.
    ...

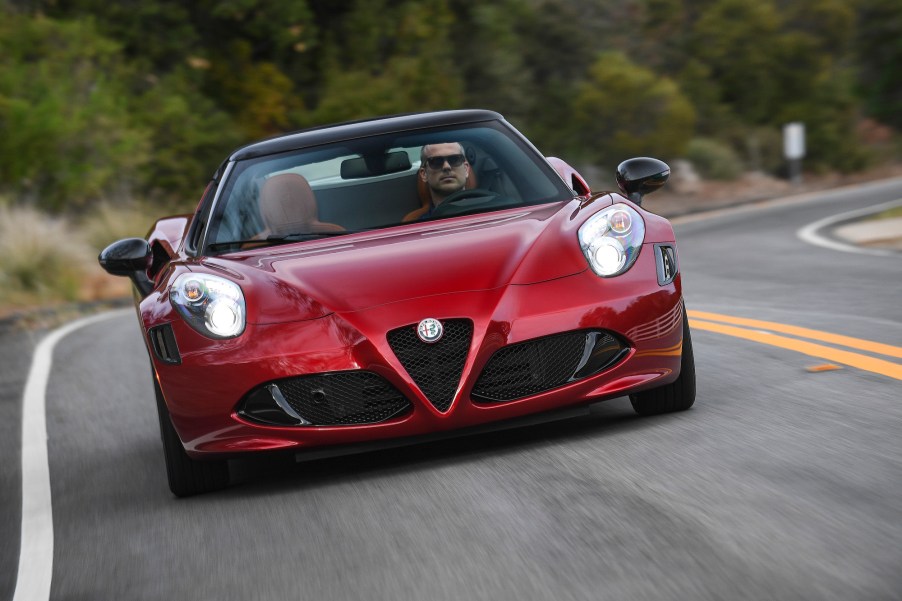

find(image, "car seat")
[258,174,344,235]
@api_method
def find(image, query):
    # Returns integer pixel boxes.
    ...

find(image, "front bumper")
[149,249,684,458]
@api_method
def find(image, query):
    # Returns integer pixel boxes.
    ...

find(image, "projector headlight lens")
[171,273,246,339]
[578,204,645,277]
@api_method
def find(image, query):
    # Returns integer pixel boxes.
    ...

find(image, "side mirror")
[615,157,670,205]
[98,238,154,296]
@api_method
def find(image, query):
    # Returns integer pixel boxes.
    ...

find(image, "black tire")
[154,377,229,497]
[629,311,696,416]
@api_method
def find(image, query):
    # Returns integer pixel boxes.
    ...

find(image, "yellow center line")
[689,319,902,381]
[688,310,902,359]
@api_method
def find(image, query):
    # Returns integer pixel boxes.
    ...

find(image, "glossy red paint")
[142,195,684,458]
[147,215,190,258]
[546,156,592,197]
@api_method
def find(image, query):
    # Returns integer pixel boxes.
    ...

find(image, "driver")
[418,142,470,216]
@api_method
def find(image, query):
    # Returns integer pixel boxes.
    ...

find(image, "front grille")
[472,330,624,403]
[387,319,473,412]
[274,371,411,426]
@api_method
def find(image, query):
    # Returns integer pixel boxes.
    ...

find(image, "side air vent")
[149,324,181,365]
[654,244,679,286]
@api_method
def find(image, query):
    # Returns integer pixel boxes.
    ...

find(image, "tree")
[130,69,243,202]
[855,0,902,128]
[0,14,148,211]
[306,0,464,126]
[571,52,696,167]
[676,0,869,171]
[687,0,784,126]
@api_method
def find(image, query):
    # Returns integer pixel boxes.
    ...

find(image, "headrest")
[258,174,343,235]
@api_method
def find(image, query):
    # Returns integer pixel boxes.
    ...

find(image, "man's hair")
[420,142,465,166]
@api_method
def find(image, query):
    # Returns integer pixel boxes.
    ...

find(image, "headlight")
[170,273,246,339]
[578,203,645,277]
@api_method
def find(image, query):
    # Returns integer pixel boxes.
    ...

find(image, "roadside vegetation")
[1,0,900,310]
[0,206,96,308]
[871,207,902,221]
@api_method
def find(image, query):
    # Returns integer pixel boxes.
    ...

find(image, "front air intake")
[472,330,627,403]
[239,371,411,426]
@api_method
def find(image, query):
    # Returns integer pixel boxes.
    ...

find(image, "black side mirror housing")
[616,157,670,205]
[98,238,154,296]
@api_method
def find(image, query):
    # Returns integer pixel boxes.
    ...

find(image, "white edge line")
[671,176,902,226]
[796,198,902,257]
[14,309,130,601]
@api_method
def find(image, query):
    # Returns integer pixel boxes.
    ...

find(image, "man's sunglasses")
[424,154,466,170]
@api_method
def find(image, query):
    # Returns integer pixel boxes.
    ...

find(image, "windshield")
[205,121,573,253]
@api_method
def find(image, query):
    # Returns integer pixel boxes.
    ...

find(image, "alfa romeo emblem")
[417,318,444,344]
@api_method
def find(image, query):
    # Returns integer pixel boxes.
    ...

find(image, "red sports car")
[100,110,695,496]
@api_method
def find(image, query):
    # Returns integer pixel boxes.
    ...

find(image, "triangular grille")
[387,319,473,412]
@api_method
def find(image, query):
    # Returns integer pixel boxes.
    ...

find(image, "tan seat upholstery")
[258,174,344,236]
[403,169,479,223]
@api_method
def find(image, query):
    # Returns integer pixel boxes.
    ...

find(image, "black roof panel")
[229,109,505,161]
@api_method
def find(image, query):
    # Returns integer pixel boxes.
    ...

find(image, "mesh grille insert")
[472,330,619,403]
[387,319,473,412]
[274,371,411,426]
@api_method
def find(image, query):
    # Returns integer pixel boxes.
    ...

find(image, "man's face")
[420,143,469,204]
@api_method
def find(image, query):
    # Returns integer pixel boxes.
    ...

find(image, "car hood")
[202,198,613,324]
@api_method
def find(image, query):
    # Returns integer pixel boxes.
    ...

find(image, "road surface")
[3,180,901,600]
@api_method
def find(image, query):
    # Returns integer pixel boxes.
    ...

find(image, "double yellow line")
[687,310,902,381]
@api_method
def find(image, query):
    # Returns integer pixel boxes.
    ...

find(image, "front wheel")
[154,377,229,497]
[629,311,696,416]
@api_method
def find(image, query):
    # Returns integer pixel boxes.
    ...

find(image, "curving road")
[3,180,901,600]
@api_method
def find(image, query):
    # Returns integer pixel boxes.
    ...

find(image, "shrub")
[570,52,696,168]
[685,138,744,180]
[0,206,94,306]
[0,14,148,212]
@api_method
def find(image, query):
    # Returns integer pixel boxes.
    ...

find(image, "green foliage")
[207,40,300,139]
[450,1,533,120]
[778,71,872,172]
[571,52,696,167]
[685,138,743,180]
[688,0,785,126]
[307,1,464,126]
[0,0,897,215]
[0,14,149,211]
[855,0,902,128]
[130,70,243,203]
[676,0,875,172]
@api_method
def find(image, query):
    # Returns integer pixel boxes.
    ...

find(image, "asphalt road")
[3,180,901,600]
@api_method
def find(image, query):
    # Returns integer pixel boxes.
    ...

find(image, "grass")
[869,206,902,220]
[80,202,156,250]
[0,203,157,315]
[0,206,95,306]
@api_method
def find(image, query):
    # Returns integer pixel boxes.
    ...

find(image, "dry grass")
[0,203,162,316]
[81,202,156,251]
[0,205,97,309]
[871,206,902,220]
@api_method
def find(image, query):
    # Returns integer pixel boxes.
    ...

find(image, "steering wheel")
[430,188,498,217]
